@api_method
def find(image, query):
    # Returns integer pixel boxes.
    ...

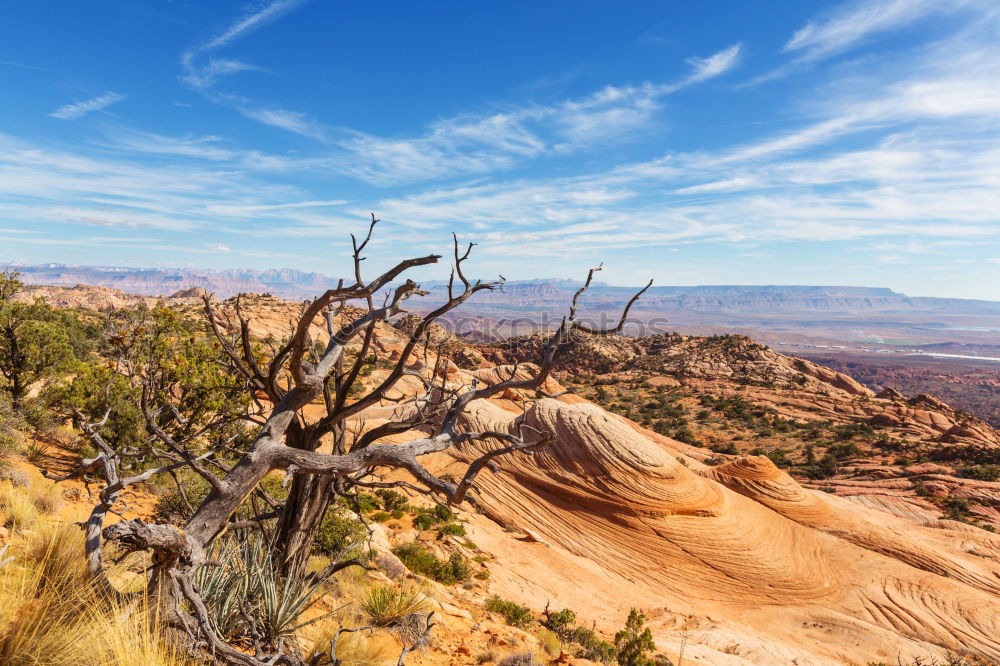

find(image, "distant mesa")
[0,263,338,301]
[3,262,1000,314]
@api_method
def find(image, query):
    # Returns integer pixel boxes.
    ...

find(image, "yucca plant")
[256,548,334,643]
[23,440,48,464]
[359,585,429,628]
[193,538,252,639]
[195,530,335,647]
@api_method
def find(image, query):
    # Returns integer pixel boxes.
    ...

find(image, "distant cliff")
[0,263,335,300]
[4,262,1000,314]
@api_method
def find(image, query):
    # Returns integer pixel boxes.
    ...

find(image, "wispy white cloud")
[176,20,739,178]
[331,44,742,185]
[100,128,238,160]
[0,133,297,233]
[49,92,125,120]
[684,43,742,83]
[784,0,948,62]
[235,106,325,139]
[181,58,258,91]
[746,0,992,86]
[0,59,45,71]
[205,200,347,216]
[202,0,306,53]
[360,30,1000,256]
[175,0,327,139]
[179,0,306,90]
[673,176,761,194]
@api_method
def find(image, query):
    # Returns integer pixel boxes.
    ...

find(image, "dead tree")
[52,216,650,666]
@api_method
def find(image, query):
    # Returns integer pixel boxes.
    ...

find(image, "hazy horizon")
[8,259,1000,303]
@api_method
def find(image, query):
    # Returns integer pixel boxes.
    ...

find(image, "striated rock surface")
[432,397,1000,664]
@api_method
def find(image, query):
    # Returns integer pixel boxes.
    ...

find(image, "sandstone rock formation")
[430,391,1000,664]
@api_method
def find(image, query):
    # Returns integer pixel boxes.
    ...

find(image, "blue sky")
[2,1,999,299]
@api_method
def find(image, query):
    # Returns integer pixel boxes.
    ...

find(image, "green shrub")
[432,503,454,522]
[827,442,862,459]
[314,506,368,558]
[154,472,211,522]
[942,497,974,522]
[337,492,379,513]
[438,522,467,538]
[750,447,794,468]
[831,423,875,440]
[566,626,615,663]
[0,397,27,456]
[800,454,838,480]
[413,513,436,530]
[371,511,391,523]
[543,606,616,662]
[544,608,576,633]
[484,595,533,628]
[410,503,455,530]
[50,365,147,453]
[438,551,471,584]
[392,543,470,584]
[671,427,699,446]
[614,609,655,666]
[375,489,408,511]
[956,465,1000,482]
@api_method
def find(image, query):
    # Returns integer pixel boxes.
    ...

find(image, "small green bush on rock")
[484,595,533,628]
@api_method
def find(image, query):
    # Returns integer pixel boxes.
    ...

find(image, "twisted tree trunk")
[273,424,338,580]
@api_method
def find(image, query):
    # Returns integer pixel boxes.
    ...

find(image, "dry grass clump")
[0,479,64,531]
[0,521,188,665]
[0,479,40,531]
[497,651,541,666]
[327,558,374,600]
[300,576,437,666]
[535,626,562,656]
[31,479,63,513]
[475,644,501,664]
[301,617,395,666]
[0,465,29,488]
